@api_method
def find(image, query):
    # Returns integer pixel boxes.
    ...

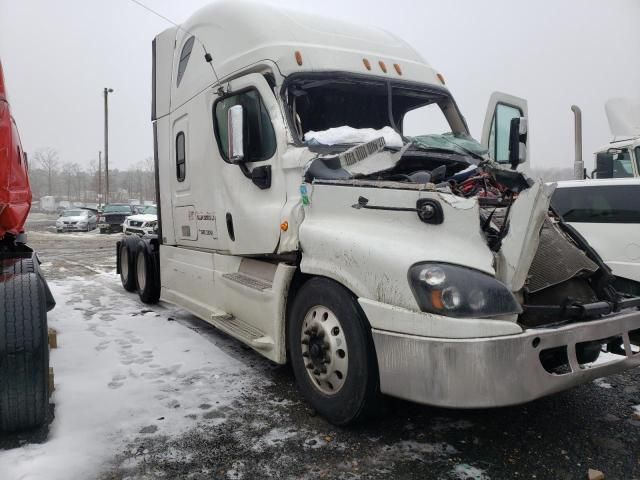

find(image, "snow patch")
[594,378,613,389]
[452,463,490,480]
[0,275,258,480]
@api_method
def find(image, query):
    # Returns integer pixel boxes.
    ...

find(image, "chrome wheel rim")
[136,252,146,291]
[120,247,129,280]
[300,305,348,395]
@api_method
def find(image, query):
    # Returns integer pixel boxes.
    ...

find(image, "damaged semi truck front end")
[145,1,640,424]
[289,75,640,408]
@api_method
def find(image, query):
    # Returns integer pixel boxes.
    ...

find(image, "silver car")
[56,209,97,232]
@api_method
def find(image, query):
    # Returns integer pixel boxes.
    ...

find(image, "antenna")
[128,0,221,85]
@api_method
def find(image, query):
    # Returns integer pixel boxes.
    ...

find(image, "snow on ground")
[0,274,259,480]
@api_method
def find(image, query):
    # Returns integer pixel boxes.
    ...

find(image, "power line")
[128,0,221,85]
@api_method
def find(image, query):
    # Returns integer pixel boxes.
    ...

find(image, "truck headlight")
[408,262,522,318]
[147,221,157,229]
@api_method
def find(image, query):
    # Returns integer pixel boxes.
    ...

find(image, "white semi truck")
[117,1,640,425]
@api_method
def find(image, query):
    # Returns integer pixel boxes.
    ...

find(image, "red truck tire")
[0,268,49,431]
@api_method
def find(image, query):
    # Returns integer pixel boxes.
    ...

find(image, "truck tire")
[135,245,160,304]
[287,277,381,425]
[0,272,49,432]
[119,240,137,292]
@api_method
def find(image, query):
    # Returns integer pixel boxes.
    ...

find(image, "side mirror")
[508,117,528,170]
[227,104,245,163]
[595,152,614,179]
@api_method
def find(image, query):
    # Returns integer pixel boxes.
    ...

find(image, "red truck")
[0,60,55,431]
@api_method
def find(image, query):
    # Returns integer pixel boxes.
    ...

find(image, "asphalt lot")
[0,213,639,479]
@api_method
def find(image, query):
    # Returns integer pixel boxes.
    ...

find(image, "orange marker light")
[437,73,446,85]
[280,221,289,232]
[393,63,402,75]
[379,61,387,73]
[362,58,371,70]
[431,290,444,310]
[295,51,303,66]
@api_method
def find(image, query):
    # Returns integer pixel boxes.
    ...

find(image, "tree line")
[28,148,156,204]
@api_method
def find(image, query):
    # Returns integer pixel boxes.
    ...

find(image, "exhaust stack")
[571,105,584,180]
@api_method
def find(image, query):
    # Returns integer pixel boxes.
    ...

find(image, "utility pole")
[103,87,114,204]
[98,150,102,208]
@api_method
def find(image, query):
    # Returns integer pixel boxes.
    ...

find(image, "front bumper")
[372,308,640,408]
[123,226,154,236]
[57,224,88,232]
[99,223,122,231]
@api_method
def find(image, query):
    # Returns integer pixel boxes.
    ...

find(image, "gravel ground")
[1,213,639,479]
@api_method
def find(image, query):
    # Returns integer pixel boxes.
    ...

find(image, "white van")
[116,1,640,425]
[553,179,640,295]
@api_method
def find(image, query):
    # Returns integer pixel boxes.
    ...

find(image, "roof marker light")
[437,73,446,85]
[379,61,387,73]
[363,58,371,70]
[393,63,402,75]
[295,51,303,66]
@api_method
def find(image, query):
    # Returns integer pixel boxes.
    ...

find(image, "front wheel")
[287,277,381,425]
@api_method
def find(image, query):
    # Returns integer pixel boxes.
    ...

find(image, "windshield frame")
[280,72,470,148]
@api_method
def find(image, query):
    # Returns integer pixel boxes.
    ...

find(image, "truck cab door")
[214,73,287,255]
[481,92,529,171]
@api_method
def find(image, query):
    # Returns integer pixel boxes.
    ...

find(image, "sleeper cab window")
[488,103,522,163]
[176,132,186,181]
[176,36,195,88]
[214,89,277,163]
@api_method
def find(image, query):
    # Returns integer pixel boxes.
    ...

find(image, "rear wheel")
[287,277,381,425]
[119,241,137,291]
[0,272,49,431]
[135,246,160,304]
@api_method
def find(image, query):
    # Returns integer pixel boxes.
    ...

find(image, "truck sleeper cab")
[117,1,640,425]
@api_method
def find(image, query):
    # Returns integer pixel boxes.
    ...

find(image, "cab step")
[222,272,272,291]
[209,313,274,351]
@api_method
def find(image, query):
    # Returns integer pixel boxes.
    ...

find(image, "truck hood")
[298,182,496,310]
[297,175,558,311]
[126,214,157,223]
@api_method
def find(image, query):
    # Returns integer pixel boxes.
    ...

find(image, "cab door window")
[488,104,522,163]
[176,132,186,181]
[214,90,277,163]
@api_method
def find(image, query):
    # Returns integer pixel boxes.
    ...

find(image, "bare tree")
[33,148,59,196]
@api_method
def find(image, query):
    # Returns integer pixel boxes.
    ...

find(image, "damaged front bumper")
[371,308,640,408]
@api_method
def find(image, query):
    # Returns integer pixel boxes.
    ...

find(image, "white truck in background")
[117,0,640,425]
[551,100,640,298]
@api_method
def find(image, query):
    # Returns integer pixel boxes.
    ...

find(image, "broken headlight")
[408,262,522,318]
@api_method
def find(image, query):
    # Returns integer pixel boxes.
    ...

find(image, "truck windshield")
[284,75,468,148]
[596,148,635,178]
[104,205,131,213]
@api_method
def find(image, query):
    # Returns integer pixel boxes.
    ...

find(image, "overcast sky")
[1,0,638,172]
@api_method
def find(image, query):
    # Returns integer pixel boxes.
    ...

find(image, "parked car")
[56,208,97,232]
[552,178,640,295]
[123,205,157,236]
[98,203,134,233]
